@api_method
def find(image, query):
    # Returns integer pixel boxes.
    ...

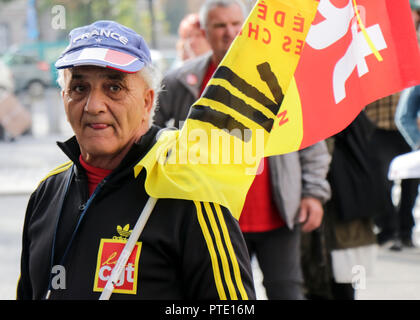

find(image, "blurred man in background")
[176,13,211,63]
[154,0,245,128]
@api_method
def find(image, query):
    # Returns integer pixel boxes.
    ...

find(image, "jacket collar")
[175,52,213,98]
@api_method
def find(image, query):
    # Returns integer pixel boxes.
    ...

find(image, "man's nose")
[84,87,107,114]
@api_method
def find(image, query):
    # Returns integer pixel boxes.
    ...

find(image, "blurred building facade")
[0,0,27,53]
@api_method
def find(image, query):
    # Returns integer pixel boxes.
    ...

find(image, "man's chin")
[80,139,119,159]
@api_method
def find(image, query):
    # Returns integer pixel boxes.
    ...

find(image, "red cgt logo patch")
[93,238,142,295]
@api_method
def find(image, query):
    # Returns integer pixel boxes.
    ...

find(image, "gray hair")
[56,63,162,109]
[198,0,247,29]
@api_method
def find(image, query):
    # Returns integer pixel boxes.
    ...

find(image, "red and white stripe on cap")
[69,47,138,67]
[56,47,144,72]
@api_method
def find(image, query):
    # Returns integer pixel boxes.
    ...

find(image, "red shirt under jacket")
[79,155,112,196]
[199,59,217,96]
[239,158,285,233]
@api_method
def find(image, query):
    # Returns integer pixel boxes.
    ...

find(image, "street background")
[0,88,420,299]
[1,0,420,301]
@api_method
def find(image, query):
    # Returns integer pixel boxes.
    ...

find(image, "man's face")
[62,66,154,168]
[204,4,245,64]
[184,27,211,58]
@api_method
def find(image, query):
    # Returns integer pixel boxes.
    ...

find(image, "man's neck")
[211,53,222,67]
[81,151,128,171]
[79,155,112,196]
[80,139,136,171]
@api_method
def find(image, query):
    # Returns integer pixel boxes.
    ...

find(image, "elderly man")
[17,20,255,300]
[154,0,331,300]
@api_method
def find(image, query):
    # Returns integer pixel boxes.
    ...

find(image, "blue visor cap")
[55,20,151,73]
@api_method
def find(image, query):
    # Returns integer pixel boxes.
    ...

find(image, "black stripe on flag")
[257,62,284,106]
[189,105,251,142]
[213,66,279,116]
[202,85,274,132]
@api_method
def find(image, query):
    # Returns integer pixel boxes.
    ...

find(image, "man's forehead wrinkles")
[70,67,127,81]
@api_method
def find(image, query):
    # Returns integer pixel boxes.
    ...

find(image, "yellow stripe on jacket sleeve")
[203,202,238,300]
[194,201,227,300]
[213,203,249,300]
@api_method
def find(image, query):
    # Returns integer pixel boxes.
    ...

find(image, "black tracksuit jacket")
[17,126,255,300]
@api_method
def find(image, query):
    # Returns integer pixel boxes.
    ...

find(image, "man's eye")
[109,85,121,93]
[72,85,86,93]
[214,24,225,29]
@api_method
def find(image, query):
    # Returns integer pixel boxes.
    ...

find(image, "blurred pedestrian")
[363,1,420,250]
[396,85,420,151]
[240,143,331,300]
[154,0,245,128]
[17,20,255,300]
[365,93,419,249]
[176,13,211,63]
[301,111,378,300]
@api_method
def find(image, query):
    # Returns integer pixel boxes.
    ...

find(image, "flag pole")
[99,196,158,300]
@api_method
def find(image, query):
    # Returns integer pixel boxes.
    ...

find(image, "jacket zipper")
[45,176,108,299]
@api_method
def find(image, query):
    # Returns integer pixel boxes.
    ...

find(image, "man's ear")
[61,69,71,99]
[200,28,206,38]
[143,88,155,118]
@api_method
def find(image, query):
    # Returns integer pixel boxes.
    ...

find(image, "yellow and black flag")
[134,0,319,220]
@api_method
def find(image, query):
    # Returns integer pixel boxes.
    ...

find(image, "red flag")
[296,0,420,150]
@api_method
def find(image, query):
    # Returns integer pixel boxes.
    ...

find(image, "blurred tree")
[37,0,166,45]
[161,0,187,35]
